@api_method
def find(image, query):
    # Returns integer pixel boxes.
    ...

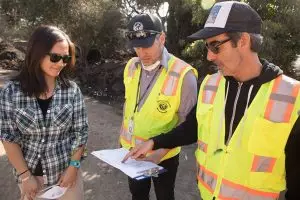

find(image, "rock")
[0,41,25,71]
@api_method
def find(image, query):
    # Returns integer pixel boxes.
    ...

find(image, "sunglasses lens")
[205,44,218,54]
[62,56,72,63]
[48,53,71,63]
[49,54,61,63]
[126,31,158,40]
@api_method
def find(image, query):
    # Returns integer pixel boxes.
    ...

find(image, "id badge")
[43,174,48,185]
[128,118,134,135]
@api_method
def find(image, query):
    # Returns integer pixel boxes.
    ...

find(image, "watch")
[69,160,81,168]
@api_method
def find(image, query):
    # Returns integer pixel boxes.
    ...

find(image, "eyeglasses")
[205,38,231,54]
[47,53,72,63]
[125,30,161,40]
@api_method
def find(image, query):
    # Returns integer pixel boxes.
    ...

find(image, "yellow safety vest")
[120,56,198,162]
[196,73,300,200]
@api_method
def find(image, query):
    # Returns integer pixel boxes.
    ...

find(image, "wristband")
[69,160,80,168]
[18,169,29,177]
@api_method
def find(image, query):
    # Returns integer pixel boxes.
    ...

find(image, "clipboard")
[91,148,166,180]
[134,167,167,180]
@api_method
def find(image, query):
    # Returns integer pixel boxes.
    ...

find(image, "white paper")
[37,186,67,199]
[91,148,164,179]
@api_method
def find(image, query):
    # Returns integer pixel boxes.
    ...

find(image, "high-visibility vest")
[120,56,198,162]
[196,73,300,200]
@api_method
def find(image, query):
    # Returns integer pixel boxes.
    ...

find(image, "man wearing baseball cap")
[123,1,300,199]
[120,13,198,200]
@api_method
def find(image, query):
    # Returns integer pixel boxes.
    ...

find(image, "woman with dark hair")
[0,25,88,200]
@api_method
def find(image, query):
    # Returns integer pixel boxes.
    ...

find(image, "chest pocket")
[52,104,73,129]
[15,107,37,134]
[248,117,292,157]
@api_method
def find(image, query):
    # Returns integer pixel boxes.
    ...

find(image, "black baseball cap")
[126,14,163,48]
[188,1,262,40]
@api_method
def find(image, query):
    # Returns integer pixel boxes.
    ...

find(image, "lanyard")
[133,65,162,114]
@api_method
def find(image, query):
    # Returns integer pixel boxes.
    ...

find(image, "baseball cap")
[188,1,262,40]
[126,13,163,48]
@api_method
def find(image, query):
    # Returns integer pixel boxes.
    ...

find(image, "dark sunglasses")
[205,38,231,54]
[47,53,72,63]
[125,30,161,40]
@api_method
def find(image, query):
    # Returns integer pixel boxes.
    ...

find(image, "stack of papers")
[37,185,67,199]
[91,148,164,179]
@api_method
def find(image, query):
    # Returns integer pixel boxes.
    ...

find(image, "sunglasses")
[205,38,231,54]
[47,53,72,63]
[125,30,161,40]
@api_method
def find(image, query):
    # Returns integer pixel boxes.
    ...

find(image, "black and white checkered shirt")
[0,80,88,185]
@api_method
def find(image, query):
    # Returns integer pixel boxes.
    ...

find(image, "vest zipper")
[226,82,243,145]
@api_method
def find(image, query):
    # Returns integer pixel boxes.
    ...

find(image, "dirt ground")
[0,68,200,200]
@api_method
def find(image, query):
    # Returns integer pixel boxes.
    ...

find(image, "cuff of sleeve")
[152,135,165,150]
[71,136,88,160]
[0,133,22,145]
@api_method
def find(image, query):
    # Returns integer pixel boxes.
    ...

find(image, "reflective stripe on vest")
[127,60,139,78]
[120,123,131,144]
[265,75,300,122]
[120,131,169,156]
[251,155,276,173]
[197,162,217,193]
[218,179,279,200]
[161,59,187,96]
[202,73,222,104]
[198,140,208,153]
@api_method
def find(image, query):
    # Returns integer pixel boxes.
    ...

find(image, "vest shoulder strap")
[265,75,300,122]
[161,57,196,96]
[125,57,140,78]
[201,72,222,104]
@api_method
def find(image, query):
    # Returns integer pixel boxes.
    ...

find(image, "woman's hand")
[21,173,40,200]
[58,166,78,188]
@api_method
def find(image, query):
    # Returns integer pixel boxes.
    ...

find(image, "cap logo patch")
[204,1,234,28]
[206,5,221,24]
[133,22,144,31]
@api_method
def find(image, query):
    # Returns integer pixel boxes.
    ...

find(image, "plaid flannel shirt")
[0,80,88,185]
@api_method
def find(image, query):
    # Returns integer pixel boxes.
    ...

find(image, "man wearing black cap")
[123,1,300,199]
[119,13,198,200]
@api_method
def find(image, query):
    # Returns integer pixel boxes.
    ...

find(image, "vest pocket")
[15,107,37,134]
[248,117,292,157]
[245,118,288,192]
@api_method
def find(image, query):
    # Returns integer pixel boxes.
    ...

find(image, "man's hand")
[58,166,78,188]
[141,149,169,164]
[122,140,154,163]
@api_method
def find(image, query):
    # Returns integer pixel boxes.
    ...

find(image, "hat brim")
[128,35,156,48]
[187,27,228,41]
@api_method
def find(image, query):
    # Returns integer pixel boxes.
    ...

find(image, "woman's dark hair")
[15,25,76,96]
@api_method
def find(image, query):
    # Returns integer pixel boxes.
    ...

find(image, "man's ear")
[239,32,251,50]
[159,32,166,46]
